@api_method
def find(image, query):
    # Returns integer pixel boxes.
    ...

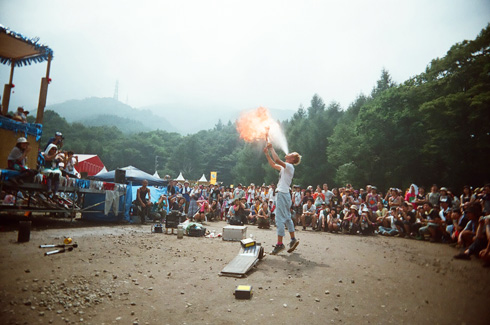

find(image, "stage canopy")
[93,165,167,186]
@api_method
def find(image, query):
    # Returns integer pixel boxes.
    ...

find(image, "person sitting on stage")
[40,144,63,196]
[61,151,80,182]
[7,137,37,185]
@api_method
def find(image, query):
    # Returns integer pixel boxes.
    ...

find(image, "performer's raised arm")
[263,143,282,171]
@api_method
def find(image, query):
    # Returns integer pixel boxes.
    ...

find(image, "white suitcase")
[222,226,247,241]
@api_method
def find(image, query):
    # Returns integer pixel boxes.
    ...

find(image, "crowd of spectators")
[153,181,490,267]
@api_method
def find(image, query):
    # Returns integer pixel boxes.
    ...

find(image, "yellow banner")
[210,171,217,184]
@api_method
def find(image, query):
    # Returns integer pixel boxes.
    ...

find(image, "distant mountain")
[47,97,178,134]
[141,103,296,134]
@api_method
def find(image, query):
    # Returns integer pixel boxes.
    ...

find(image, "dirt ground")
[1,217,489,325]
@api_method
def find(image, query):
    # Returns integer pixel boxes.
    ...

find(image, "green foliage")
[39,24,490,191]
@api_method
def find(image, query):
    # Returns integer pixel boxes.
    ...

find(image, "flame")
[236,106,289,153]
[236,106,274,142]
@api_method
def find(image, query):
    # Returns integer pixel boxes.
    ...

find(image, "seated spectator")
[454,204,487,261]
[359,207,376,235]
[457,203,480,249]
[317,204,329,231]
[394,202,417,237]
[257,202,271,229]
[207,199,221,221]
[447,209,467,243]
[40,144,63,196]
[61,151,80,181]
[418,202,444,242]
[154,194,169,222]
[378,207,399,236]
[327,208,341,232]
[312,186,325,208]
[194,197,209,223]
[375,201,388,224]
[301,198,317,231]
[342,205,359,235]
[478,215,490,266]
[7,137,37,184]
[12,106,27,123]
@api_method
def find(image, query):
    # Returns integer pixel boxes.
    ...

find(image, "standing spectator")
[388,188,402,209]
[322,184,334,207]
[136,180,152,224]
[427,184,440,208]
[312,186,325,208]
[247,183,256,205]
[460,185,474,211]
[182,181,192,214]
[44,131,64,151]
[292,185,303,225]
[414,186,427,208]
[405,184,418,209]
[233,183,245,200]
[188,185,200,218]
[366,186,381,213]
[330,188,342,209]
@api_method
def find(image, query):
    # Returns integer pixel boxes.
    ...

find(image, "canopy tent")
[174,172,185,182]
[93,165,167,186]
[74,154,106,176]
[0,25,53,122]
[153,171,160,178]
[197,174,208,184]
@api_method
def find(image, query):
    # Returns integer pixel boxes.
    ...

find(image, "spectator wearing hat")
[342,204,359,234]
[233,183,245,200]
[182,181,192,213]
[13,107,27,123]
[439,187,452,207]
[44,131,64,151]
[7,137,37,184]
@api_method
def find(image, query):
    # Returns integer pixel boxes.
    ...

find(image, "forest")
[38,25,490,194]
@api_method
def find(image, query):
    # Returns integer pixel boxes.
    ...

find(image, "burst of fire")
[236,106,274,142]
[236,106,290,153]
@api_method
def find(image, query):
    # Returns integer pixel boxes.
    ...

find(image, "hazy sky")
[1,0,489,115]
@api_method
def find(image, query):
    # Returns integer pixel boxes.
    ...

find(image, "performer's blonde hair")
[290,152,302,165]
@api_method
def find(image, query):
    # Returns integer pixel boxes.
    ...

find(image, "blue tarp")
[92,165,167,186]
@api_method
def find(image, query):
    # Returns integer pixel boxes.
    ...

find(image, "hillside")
[46,97,178,134]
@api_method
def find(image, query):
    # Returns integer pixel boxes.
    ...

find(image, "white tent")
[197,174,208,183]
[175,172,185,182]
[153,171,160,178]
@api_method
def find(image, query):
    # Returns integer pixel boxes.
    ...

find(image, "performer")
[263,142,302,255]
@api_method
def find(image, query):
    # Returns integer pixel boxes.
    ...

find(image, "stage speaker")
[115,169,126,184]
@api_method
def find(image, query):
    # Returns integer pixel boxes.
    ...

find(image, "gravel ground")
[0,218,489,324]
